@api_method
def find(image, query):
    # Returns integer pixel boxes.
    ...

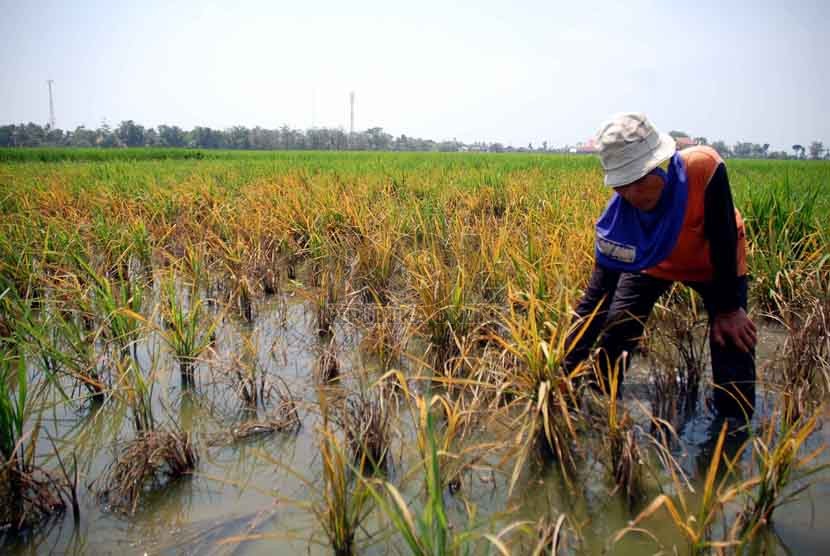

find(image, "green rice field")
[1,148,829,554]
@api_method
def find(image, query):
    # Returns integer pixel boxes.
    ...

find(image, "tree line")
[667,131,827,160]
[0,121,484,152]
[0,121,827,159]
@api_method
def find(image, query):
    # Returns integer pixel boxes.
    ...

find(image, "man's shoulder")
[680,145,724,168]
[680,146,723,183]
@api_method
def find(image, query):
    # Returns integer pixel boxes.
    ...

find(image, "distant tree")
[733,142,753,158]
[96,121,118,147]
[227,126,251,149]
[365,127,392,150]
[0,125,13,146]
[693,136,708,146]
[437,140,460,152]
[69,125,97,147]
[0,118,576,153]
[10,122,48,147]
[710,140,731,158]
[669,130,690,139]
[144,128,160,147]
[158,125,187,147]
[792,144,804,159]
[116,120,145,147]
[45,126,66,146]
[190,126,223,149]
[808,141,824,160]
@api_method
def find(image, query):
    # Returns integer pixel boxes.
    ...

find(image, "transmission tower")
[47,80,56,129]
[349,91,355,135]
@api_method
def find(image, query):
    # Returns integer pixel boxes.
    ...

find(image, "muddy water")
[3,291,829,555]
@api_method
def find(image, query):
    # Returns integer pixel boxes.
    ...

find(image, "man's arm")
[703,163,740,314]
[704,163,757,352]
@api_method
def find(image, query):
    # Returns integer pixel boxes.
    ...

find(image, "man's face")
[613,172,665,211]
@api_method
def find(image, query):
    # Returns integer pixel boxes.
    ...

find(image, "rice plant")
[736,404,829,539]
[530,514,575,556]
[646,286,708,427]
[775,295,830,424]
[314,264,343,337]
[72,252,145,357]
[362,406,476,555]
[612,422,753,555]
[358,299,416,369]
[490,287,589,491]
[10,291,105,403]
[740,178,826,311]
[96,426,199,515]
[590,356,644,507]
[155,277,222,385]
[406,219,477,372]
[302,393,375,556]
[0,349,27,470]
[0,349,69,529]
[339,383,394,473]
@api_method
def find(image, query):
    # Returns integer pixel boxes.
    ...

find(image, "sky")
[1,0,828,150]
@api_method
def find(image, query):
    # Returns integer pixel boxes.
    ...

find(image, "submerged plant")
[11,291,106,403]
[228,377,302,441]
[315,338,340,384]
[155,277,222,385]
[339,383,393,473]
[591,356,644,507]
[490,288,589,491]
[358,293,415,370]
[363,406,472,555]
[292,392,375,556]
[309,263,343,337]
[531,514,575,556]
[116,356,156,432]
[0,349,70,530]
[97,427,198,515]
[647,286,707,427]
[737,405,828,539]
[776,295,830,425]
[613,423,752,555]
[73,253,145,356]
[316,421,374,555]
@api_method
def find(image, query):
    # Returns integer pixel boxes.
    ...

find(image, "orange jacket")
[644,146,747,282]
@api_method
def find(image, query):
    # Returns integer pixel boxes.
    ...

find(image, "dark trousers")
[563,264,755,418]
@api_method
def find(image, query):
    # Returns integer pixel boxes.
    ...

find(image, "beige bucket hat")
[595,113,677,187]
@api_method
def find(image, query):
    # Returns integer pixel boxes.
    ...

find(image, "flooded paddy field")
[1,150,829,554]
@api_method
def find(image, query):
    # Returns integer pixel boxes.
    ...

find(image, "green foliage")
[364,409,464,556]
[0,350,27,462]
[158,278,220,364]
[736,167,829,310]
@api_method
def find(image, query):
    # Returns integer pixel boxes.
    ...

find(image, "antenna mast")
[47,80,56,128]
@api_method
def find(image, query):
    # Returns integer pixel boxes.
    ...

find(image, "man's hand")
[712,308,757,353]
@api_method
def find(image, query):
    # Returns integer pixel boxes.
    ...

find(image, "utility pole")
[47,80,56,129]
[349,91,355,135]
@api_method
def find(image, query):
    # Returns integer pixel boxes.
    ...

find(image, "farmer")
[563,113,757,420]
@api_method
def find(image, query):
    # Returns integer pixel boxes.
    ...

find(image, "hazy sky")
[1,0,828,150]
